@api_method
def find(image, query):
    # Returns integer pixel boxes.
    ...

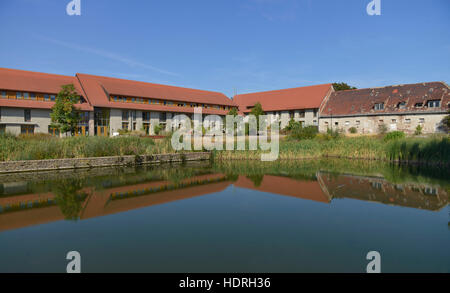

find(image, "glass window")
[427,100,441,108]
[16,92,23,99]
[374,103,384,110]
[405,119,411,124]
[397,102,406,109]
[415,103,423,108]
[24,109,31,122]
[30,93,36,100]
[113,96,118,102]
[44,94,50,101]
[24,92,30,99]
[122,110,129,121]
[1,91,6,98]
[50,95,56,101]
[21,125,34,135]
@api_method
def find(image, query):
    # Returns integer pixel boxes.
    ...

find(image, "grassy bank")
[1,133,449,165]
[0,134,174,161]
[214,135,450,165]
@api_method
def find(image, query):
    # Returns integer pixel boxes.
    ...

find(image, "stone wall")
[0,152,211,174]
[319,113,448,134]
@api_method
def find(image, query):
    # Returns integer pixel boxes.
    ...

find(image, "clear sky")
[0,0,449,97]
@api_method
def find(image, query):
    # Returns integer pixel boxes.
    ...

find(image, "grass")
[1,132,449,165]
[214,135,450,165]
[0,134,176,161]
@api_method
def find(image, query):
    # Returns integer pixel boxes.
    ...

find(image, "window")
[16,92,23,99]
[374,103,384,110]
[122,110,129,121]
[427,100,441,108]
[44,94,50,101]
[24,109,31,122]
[405,119,411,124]
[24,92,30,99]
[415,102,423,108]
[142,112,150,121]
[419,118,425,124]
[0,125,5,134]
[391,119,397,123]
[113,96,118,102]
[397,102,406,109]
[122,122,129,130]
[313,110,318,117]
[345,121,350,126]
[356,120,360,125]
[30,93,36,100]
[21,125,34,135]
[50,95,56,101]
[48,126,60,137]
[1,91,6,99]
[299,111,305,118]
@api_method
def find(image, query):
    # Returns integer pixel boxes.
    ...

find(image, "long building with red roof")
[233,83,334,128]
[0,68,236,136]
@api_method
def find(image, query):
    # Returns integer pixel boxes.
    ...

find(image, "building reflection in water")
[0,167,448,232]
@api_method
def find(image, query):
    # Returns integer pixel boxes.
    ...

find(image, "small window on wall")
[405,119,411,124]
[397,102,406,109]
[356,121,360,125]
[345,121,350,126]
[23,92,30,99]
[24,109,31,122]
[44,94,50,101]
[50,95,56,101]
[1,91,6,98]
[30,93,36,100]
[122,110,129,121]
[122,122,129,130]
[16,92,23,99]
[419,118,425,124]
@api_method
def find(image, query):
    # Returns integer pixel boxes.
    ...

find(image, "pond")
[0,160,449,273]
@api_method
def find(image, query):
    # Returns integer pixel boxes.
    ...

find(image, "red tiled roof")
[0,68,93,110]
[76,73,235,114]
[321,82,450,117]
[234,83,333,113]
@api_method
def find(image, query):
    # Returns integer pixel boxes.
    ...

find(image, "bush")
[384,131,406,142]
[415,125,423,135]
[349,127,357,134]
[154,124,162,135]
[289,126,318,140]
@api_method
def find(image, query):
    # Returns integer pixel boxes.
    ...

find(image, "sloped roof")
[0,68,92,110]
[321,82,450,117]
[76,73,235,114]
[234,83,333,113]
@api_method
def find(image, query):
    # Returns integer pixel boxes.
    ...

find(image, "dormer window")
[427,100,440,108]
[397,102,406,109]
[415,102,423,108]
[374,103,384,110]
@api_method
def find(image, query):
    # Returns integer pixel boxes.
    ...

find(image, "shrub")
[154,124,162,135]
[384,131,405,142]
[349,127,357,134]
[290,126,318,140]
[415,125,423,135]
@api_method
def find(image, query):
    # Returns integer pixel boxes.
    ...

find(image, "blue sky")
[0,0,449,97]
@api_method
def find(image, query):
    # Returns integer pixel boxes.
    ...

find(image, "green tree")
[249,102,265,131]
[333,82,357,91]
[53,179,87,221]
[50,84,81,136]
[228,107,239,117]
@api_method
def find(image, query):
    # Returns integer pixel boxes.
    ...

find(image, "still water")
[0,160,448,273]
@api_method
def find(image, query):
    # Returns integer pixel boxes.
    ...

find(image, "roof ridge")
[234,83,332,97]
[0,67,74,79]
[76,73,227,96]
[335,81,446,93]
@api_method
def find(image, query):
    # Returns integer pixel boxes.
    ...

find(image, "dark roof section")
[321,82,450,117]
[234,83,333,113]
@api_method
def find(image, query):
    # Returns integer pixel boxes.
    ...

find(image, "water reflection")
[0,160,448,232]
